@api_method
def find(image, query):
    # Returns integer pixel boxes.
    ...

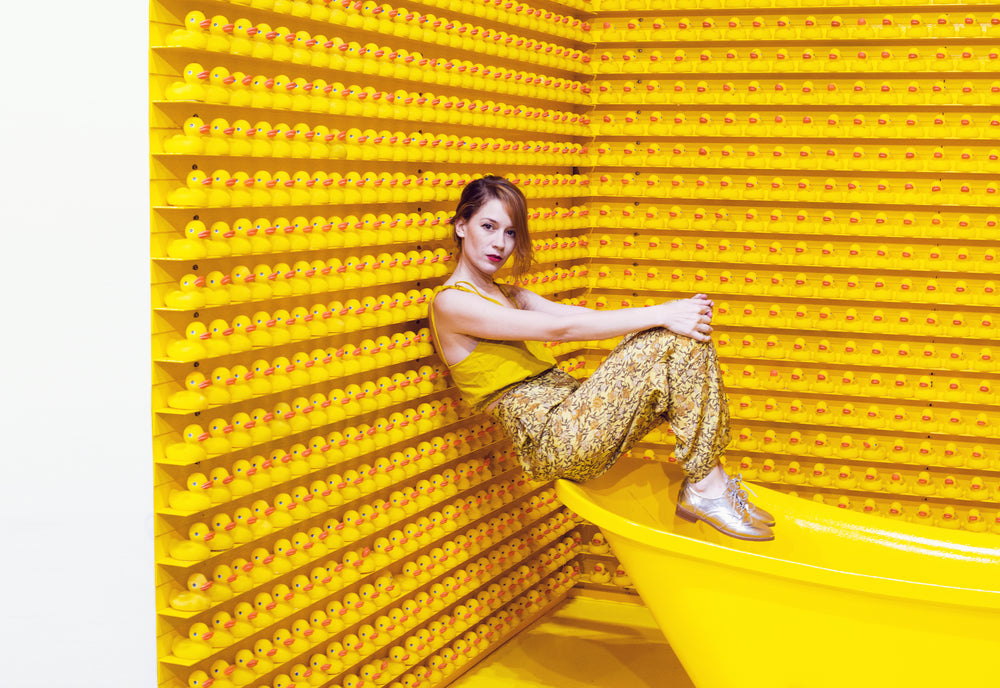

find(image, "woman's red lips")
[487,254,502,263]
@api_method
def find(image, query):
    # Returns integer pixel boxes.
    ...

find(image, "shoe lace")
[727,474,753,513]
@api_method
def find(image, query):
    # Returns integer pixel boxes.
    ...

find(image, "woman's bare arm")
[433,288,715,346]
[509,287,594,316]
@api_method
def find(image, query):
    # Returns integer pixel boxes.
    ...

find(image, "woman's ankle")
[688,465,728,498]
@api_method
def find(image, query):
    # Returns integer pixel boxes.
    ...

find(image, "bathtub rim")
[556,475,1000,611]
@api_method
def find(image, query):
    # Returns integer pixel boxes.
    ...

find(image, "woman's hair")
[450,175,533,278]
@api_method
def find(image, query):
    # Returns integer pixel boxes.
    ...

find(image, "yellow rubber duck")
[171,628,215,663]
[167,470,211,511]
[163,423,209,464]
[165,63,209,102]
[166,168,211,208]
[168,573,211,612]
[170,521,215,562]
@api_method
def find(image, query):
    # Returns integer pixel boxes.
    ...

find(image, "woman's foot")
[675,467,775,541]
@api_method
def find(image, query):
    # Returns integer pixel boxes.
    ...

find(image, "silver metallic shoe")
[676,479,775,541]
[728,474,776,527]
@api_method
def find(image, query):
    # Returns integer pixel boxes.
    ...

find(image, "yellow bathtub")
[556,457,1000,688]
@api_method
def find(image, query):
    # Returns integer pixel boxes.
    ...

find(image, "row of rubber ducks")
[709,298,997,336]
[171,0,588,47]
[165,56,589,111]
[594,78,1000,107]
[162,294,432,361]
[724,364,997,405]
[595,108,998,139]
[734,457,1000,506]
[713,334,998,373]
[725,393,996,437]
[162,368,451,463]
[581,562,633,588]
[161,214,449,260]
[161,207,589,260]
[169,502,575,684]
[577,291,999,338]
[727,428,999,471]
[165,168,456,208]
[594,237,1000,274]
[163,116,588,166]
[167,420,500,512]
[595,0,933,9]
[643,428,978,475]
[588,172,1000,205]
[592,264,998,301]
[563,293,998,343]
[592,47,1000,74]
[589,204,997,240]
[172,556,580,688]
[713,295,997,331]
[577,325,1000,373]
[499,264,589,296]
[169,446,512,563]
[166,10,585,71]
[165,331,434,410]
[163,262,442,310]
[165,169,586,207]
[162,261,588,317]
[813,494,1000,532]
[163,75,588,137]
[162,253,581,305]
[164,213,437,260]
[592,142,1000,175]
[595,13,1000,41]
[319,0,587,33]
[162,254,449,308]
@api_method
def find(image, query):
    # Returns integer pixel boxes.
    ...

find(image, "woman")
[429,176,774,541]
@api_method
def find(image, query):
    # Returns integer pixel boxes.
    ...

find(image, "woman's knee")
[651,328,717,358]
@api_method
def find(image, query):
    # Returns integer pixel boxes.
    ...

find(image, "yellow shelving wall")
[152,0,1000,680]
[150,0,594,686]
[578,0,1000,593]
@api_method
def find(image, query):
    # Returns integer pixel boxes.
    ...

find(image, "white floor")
[451,595,695,688]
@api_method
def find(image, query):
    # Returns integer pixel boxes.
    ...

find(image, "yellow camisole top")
[429,281,557,410]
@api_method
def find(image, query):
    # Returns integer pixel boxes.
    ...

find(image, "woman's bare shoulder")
[431,284,481,314]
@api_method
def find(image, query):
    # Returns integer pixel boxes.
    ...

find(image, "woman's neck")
[448,259,500,293]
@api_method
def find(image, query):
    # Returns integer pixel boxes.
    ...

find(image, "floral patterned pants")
[490,328,730,483]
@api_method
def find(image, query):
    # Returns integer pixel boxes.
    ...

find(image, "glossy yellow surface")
[557,457,1000,688]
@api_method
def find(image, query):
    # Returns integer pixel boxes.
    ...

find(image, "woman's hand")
[659,294,715,341]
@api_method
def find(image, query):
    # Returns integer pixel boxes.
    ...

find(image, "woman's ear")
[454,220,466,238]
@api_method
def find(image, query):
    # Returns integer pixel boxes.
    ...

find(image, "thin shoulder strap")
[443,280,507,307]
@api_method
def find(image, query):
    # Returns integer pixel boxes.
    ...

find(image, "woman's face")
[454,198,517,276]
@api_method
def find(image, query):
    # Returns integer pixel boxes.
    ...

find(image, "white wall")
[0,4,155,686]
